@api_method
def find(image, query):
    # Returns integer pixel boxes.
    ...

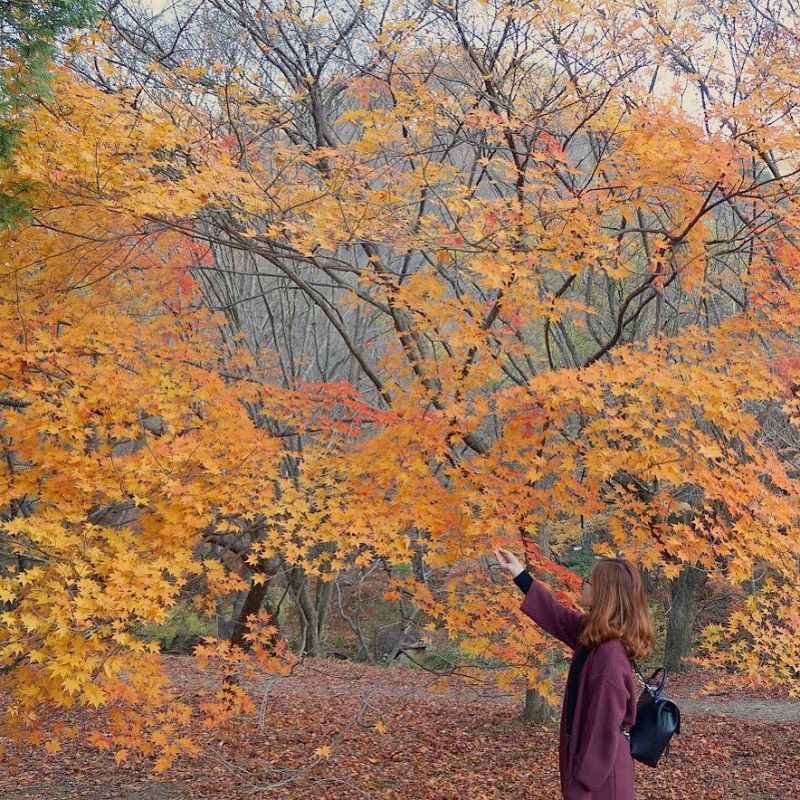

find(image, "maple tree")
[95,0,799,692]
[0,72,410,761]
[2,0,800,773]
[0,215,284,762]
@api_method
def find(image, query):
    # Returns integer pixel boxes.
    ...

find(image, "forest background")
[1,1,799,797]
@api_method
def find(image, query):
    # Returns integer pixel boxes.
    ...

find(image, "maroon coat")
[520,578,638,800]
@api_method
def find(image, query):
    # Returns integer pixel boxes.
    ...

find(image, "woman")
[494,548,655,800]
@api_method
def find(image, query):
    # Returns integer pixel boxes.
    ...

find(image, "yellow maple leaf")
[154,754,174,773]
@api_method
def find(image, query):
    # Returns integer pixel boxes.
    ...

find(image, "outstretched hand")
[493,547,524,578]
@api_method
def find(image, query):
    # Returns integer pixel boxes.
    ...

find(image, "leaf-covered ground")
[1,657,797,799]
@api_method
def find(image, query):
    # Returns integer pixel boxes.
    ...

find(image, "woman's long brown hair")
[578,558,656,660]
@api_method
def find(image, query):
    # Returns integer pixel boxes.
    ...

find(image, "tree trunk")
[520,678,557,725]
[518,521,558,725]
[315,575,334,647]
[408,526,429,585]
[663,563,708,671]
[229,553,284,650]
[287,564,332,657]
[640,565,657,597]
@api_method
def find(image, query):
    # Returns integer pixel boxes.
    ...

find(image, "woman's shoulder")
[585,644,635,696]
[589,638,634,673]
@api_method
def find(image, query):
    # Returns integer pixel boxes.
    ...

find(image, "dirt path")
[230,656,800,724]
[673,696,800,722]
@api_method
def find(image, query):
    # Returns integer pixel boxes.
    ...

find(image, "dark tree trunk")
[664,563,708,671]
[229,554,283,651]
[230,580,269,650]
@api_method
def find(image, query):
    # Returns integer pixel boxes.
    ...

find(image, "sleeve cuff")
[513,569,533,594]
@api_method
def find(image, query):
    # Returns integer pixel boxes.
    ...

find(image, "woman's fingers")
[493,547,517,572]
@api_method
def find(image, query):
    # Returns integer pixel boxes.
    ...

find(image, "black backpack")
[625,664,681,767]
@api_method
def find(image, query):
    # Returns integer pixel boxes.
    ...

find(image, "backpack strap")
[633,661,667,694]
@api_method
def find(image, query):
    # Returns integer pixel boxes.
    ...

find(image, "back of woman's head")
[579,558,655,660]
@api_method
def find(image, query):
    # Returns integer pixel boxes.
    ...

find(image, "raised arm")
[515,569,584,651]
[494,548,584,650]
